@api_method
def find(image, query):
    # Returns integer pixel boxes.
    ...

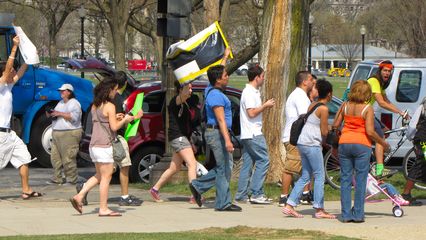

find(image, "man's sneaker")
[149,187,163,202]
[75,182,88,206]
[233,198,250,204]
[393,195,409,206]
[401,193,423,206]
[119,195,143,206]
[300,191,313,205]
[250,195,272,204]
[278,195,288,207]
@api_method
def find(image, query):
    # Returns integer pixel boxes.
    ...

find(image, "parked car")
[235,64,248,76]
[345,59,426,158]
[78,77,243,183]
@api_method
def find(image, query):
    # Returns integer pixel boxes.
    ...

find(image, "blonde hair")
[348,80,372,103]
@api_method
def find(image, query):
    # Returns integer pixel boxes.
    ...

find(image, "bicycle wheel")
[402,147,426,190]
[324,149,342,189]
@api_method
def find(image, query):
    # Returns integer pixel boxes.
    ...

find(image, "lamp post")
[308,14,314,72]
[360,25,366,61]
[78,5,86,78]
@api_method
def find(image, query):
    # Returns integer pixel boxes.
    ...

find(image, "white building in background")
[310,44,410,70]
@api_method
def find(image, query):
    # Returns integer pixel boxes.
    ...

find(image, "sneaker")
[250,195,272,204]
[46,179,62,185]
[300,192,313,205]
[278,195,288,207]
[150,187,163,202]
[119,195,143,206]
[394,195,409,206]
[401,193,423,206]
[76,182,88,206]
[233,198,250,204]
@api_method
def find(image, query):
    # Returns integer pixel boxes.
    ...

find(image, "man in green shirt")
[367,60,409,177]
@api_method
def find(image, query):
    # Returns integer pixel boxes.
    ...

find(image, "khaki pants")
[283,142,302,175]
[51,129,82,183]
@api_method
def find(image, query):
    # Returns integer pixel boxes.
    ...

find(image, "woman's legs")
[179,148,197,182]
[98,162,114,215]
[352,145,371,221]
[153,152,183,191]
[339,144,355,221]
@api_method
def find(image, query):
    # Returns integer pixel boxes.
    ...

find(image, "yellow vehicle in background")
[327,67,351,77]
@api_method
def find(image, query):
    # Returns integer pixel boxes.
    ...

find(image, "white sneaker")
[250,195,272,204]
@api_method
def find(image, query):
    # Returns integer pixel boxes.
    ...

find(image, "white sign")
[13,26,40,64]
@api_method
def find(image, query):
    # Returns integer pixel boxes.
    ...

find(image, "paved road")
[0,168,425,239]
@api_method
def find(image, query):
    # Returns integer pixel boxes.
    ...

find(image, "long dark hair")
[92,77,117,107]
[372,60,393,90]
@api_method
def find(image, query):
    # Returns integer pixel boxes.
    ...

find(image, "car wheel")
[28,113,53,167]
[240,69,248,76]
[130,146,164,183]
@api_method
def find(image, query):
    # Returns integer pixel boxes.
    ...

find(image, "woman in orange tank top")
[332,80,389,223]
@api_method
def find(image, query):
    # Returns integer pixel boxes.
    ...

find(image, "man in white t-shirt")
[279,71,314,206]
[235,65,275,204]
[0,36,42,199]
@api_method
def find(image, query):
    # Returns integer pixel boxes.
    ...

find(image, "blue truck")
[1,13,94,167]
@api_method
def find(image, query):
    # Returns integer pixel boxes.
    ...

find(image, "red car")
[73,60,242,183]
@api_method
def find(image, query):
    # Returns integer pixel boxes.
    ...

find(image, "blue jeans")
[379,182,399,197]
[235,135,270,200]
[191,129,233,210]
[287,145,325,209]
[339,144,371,221]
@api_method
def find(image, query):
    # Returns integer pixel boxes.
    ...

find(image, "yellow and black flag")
[167,21,233,86]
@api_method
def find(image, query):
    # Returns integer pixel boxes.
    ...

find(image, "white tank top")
[0,83,14,128]
[297,108,322,146]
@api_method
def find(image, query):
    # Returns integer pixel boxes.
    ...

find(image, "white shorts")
[0,131,33,170]
[89,146,114,163]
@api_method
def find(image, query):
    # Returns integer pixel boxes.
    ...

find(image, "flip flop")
[314,211,336,219]
[69,198,83,214]
[282,207,304,218]
[99,211,122,217]
[22,191,43,200]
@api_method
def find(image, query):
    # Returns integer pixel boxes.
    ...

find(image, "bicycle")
[324,112,422,190]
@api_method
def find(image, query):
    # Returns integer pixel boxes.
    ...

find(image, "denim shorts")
[170,136,191,153]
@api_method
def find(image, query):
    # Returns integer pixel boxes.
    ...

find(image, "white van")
[347,59,426,158]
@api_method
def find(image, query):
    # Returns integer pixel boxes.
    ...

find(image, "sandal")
[98,211,122,217]
[282,207,304,218]
[314,211,336,219]
[69,197,83,214]
[22,191,43,200]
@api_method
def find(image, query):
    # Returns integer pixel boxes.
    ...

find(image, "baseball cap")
[58,83,74,92]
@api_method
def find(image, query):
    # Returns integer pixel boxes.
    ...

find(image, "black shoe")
[353,219,365,223]
[300,192,312,205]
[76,182,88,206]
[119,195,143,206]
[401,193,423,206]
[189,183,202,207]
[342,219,354,223]
[278,196,288,207]
[216,204,242,212]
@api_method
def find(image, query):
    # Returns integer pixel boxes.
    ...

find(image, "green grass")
[0,226,359,240]
[132,172,426,202]
[229,75,349,99]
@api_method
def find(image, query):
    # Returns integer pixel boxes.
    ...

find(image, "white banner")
[13,26,40,64]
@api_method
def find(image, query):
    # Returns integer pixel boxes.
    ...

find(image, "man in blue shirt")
[189,49,241,211]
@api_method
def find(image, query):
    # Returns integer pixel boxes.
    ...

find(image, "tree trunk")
[260,0,309,182]
[204,0,220,27]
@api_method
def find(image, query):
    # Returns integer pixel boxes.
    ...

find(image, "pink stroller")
[365,173,404,217]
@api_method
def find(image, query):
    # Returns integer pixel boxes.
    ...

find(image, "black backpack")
[289,103,324,146]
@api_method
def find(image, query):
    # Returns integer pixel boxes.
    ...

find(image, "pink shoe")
[150,188,163,202]
[394,195,409,206]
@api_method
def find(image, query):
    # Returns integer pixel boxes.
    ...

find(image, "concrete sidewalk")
[0,168,426,239]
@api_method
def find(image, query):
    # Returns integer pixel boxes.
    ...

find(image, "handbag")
[289,103,324,146]
[94,109,126,162]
